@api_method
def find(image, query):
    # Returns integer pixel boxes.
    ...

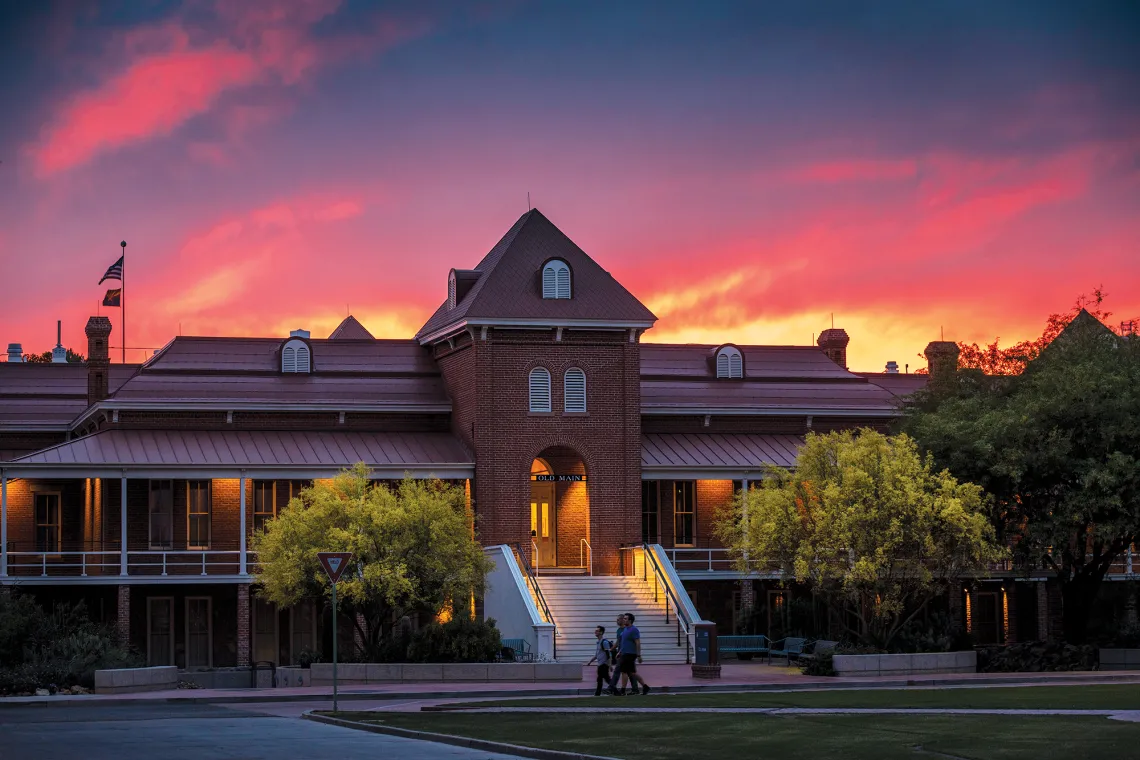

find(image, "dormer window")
[715,346,743,379]
[542,259,571,299]
[281,338,311,373]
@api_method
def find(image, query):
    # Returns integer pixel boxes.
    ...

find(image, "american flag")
[98,255,123,284]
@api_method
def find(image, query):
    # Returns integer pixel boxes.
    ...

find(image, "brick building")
[0,209,1095,666]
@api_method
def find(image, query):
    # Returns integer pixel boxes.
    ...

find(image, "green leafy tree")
[904,312,1140,642]
[251,464,492,660]
[24,348,85,363]
[716,430,1000,648]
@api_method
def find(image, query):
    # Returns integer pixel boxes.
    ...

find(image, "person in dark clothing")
[606,614,625,694]
[585,625,612,696]
[617,613,651,695]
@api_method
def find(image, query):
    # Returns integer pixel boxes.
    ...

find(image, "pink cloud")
[792,158,919,183]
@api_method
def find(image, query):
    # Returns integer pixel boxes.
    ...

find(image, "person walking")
[586,626,613,696]
[617,613,651,695]
[605,613,625,694]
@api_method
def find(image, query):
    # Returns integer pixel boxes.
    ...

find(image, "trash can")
[691,622,720,679]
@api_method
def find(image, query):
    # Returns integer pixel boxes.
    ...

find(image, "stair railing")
[509,542,556,661]
[642,543,693,663]
[580,538,593,576]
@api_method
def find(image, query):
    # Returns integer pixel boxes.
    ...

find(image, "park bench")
[767,637,808,665]
[800,640,839,662]
[717,635,771,661]
[499,638,536,662]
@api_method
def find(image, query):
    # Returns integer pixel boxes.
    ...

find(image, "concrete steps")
[532,575,690,664]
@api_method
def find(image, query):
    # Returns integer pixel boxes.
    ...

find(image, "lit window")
[281,338,311,373]
[529,367,551,412]
[187,480,211,550]
[716,346,743,379]
[542,259,571,299]
[564,367,586,413]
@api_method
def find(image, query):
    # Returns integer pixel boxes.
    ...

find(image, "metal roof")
[640,344,857,380]
[858,372,928,397]
[5,429,474,479]
[640,379,899,415]
[416,209,657,341]
[0,364,136,429]
[143,336,435,373]
[641,433,803,477]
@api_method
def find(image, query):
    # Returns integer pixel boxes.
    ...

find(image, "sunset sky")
[1,1,1137,371]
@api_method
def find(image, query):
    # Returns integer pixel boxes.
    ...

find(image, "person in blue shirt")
[616,613,651,695]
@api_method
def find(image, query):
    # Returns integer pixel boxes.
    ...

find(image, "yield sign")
[317,552,353,583]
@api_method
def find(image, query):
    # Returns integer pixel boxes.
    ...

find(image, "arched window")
[715,346,743,379]
[564,367,586,413]
[447,271,457,309]
[542,259,571,299]
[281,338,311,373]
[529,367,551,412]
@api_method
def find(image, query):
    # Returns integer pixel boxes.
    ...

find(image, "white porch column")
[239,470,247,575]
[1,469,8,577]
[120,471,128,576]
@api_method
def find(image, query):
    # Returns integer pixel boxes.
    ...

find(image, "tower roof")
[415,209,656,342]
[328,315,375,340]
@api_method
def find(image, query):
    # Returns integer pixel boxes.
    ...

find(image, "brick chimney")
[924,341,960,378]
[85,316,112,405]
[817,328,850,369]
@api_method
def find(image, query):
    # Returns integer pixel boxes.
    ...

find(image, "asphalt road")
[0,703,521,760]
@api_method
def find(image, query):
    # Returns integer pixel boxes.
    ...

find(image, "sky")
[0,0,1137,371]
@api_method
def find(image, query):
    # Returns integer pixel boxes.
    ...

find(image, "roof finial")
[831,313,834,329]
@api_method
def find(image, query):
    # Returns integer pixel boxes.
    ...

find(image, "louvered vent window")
[542,259,571,299]
[281,339,311,374]
[529,367,551,412]
[564,368,586,413]
[716,346,743,379]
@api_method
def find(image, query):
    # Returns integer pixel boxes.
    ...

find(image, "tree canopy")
[716,430,1000,648]
[903,312,1140,642]
[24,348,85,363]
[251,464,492,659]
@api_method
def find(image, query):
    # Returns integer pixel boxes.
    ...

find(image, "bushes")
[0,592,140,695]
[977,641,1098,672]
[406,617,502,663]
[799,650,836,676]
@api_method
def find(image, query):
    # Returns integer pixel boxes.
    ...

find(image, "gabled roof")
[328,315,375,340]
[0,363,136,430]
[416,209,656,342]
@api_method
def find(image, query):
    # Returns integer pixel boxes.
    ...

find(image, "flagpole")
[120,241,126,364]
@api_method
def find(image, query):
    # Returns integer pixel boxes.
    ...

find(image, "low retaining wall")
[275,666,311,687]
[1100,649,1140,671]
[833,651,976,677]
[94,666,178,694]
[179,669,258,689]
[308,662,582,685]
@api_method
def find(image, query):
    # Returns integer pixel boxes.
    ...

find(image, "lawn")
[327,712,1140,760]
[444,683,1140,710]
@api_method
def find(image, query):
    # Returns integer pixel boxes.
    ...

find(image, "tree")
[251,464,492,660]
[951,287,1135,375]
[24,348,85,363]
[903,312,1140,642]
[716,430,1000,648]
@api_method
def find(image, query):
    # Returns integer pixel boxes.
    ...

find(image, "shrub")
[799,650,836,677]
[406,617,501,663]
[977,641,1097,672]
[293,648,322,669]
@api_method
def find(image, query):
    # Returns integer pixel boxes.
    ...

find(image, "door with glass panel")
[185,597,212,668]
[253,597,279,664]
[147,597,175,666]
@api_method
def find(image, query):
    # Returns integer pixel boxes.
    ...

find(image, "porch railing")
[4,546,258,578]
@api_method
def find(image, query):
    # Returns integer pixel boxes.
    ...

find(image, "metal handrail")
[512,543,554,626]
[641,544,694,662]
[531,540,540,576]
[580,538,592,576]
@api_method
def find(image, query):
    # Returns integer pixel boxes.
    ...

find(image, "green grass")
[444,684,1140,710]
[326,712,1140,760]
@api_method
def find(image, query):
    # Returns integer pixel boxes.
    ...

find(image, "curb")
[2,672,1138,709]
[303,710,619,760]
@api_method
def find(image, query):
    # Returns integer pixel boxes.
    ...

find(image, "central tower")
[417,210,656,574]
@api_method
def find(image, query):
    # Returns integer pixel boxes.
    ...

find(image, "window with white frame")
[187,480,211,549]
[149,480,174,549]
[563,367,586,413]
[34,493,61,553]
[253,480,309,532]
[715,346,743,379]
[529,367,551,412]
[672,481,696,547]
[541,259,571,299]
[281,338,311,373]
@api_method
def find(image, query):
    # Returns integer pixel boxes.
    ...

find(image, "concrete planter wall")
[275,666,311,687]
[1099,649,1140,671]
[94,666,178,694]
[308,662,582,685]
[832,651,976,677]
[179,669,259,689]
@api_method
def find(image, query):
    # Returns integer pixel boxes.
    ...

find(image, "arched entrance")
[529,447,589,570]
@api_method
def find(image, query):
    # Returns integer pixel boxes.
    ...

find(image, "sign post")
[317,551,353,712]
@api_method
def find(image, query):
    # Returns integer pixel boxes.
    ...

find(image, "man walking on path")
[617,613,651,695]
[605,614,625,695]
[586,626,613,696]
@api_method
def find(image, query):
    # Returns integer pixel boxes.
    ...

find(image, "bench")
[801,640,839,662]
[499,638,536,663]
[718,635,771,661]
[767,637,808,665]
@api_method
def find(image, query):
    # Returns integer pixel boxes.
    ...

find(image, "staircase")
[533,575,692,664]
